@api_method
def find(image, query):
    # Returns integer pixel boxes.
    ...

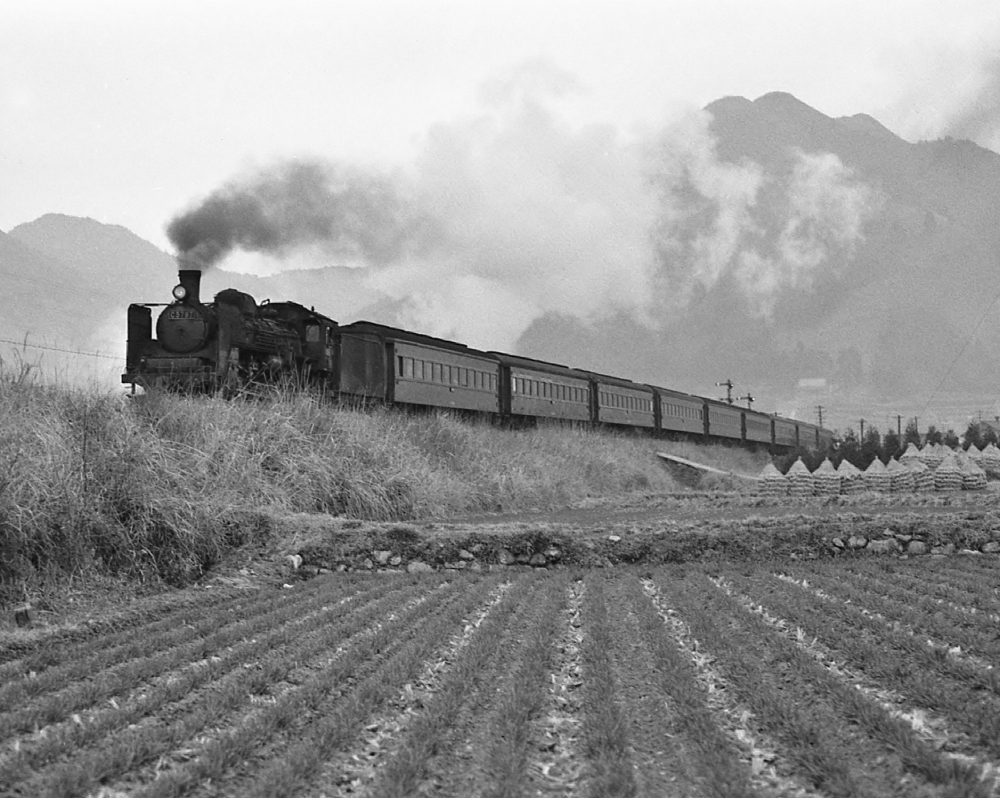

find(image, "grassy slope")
[0,365,771,600]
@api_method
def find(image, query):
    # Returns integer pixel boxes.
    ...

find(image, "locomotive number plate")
[167,308,199,320]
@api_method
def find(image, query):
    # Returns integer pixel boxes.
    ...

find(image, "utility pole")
[860,418,865,440]
[716,379,735,405]
[816,405,824,427]
[738,392,755,409]
[897,414,902,438]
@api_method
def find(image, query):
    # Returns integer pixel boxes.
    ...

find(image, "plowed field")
[4,556,1000,797]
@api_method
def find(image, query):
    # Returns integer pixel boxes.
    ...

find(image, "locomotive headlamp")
[172,284,188,301]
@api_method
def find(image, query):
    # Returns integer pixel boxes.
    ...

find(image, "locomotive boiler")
[123,269,338,392]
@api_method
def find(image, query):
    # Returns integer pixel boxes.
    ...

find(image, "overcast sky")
[3,0,1000,250]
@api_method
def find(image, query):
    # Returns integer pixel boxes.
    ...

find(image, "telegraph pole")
[816,405,824,427]
[897,414,902,438]
[716,379,735,405]
[859,418,865,439]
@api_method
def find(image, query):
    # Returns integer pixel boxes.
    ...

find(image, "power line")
[0,337,120,361]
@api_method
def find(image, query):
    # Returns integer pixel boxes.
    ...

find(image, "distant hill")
[9,214,175,296]
[708,92,1000,411]
[0,227,106,349]
[518,92,1000,429]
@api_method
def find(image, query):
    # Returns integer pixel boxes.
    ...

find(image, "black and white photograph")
[4,2,1000,795]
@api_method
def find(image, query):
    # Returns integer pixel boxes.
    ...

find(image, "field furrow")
[305,577,519,796]
[0,577,426,793]
[471,576,571,798]
[658,570,987,796]
[713,574,1000,790]
[236,576,507,798]
[360,574,560,798]
[521,577,587,797]
[578,572,639,797]
[778,565,1000,665]
[0,585,270,674]
[5,576,463,797]
[130,576,483,798]
[0,576,391,742]
[4,556,1000,798]
[612,575,755,797]
[835,560,1000,617]
[734,569,1000,765]
[644,575,841,797]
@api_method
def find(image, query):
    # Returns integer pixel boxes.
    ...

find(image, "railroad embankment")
[1,369,706,604]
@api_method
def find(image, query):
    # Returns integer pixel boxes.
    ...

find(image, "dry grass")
[0,363,696,599]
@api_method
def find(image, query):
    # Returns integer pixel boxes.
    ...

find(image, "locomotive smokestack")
[177,269,202,304]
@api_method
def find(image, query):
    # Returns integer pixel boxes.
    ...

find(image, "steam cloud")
[165,61,882,350]
[737,151,878,316]
[650,114,879,319]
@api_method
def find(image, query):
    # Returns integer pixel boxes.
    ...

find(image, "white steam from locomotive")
[165,62,879,350]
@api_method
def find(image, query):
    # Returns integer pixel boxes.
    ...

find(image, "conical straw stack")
[812,458,842,496]
[837,458,864,494]
[863,457,890,493]
[886,457,914,493]
[933,452,963,491]
[899,442,922,467]
[786,457,815,497]
[957,451,987,490]
[901,457,934,492]
[982,443,1000,478]
[758,462,789,496]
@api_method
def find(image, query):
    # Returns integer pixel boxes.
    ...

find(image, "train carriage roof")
[702,396,743,412]
[338,320,496,359]
[646,384,705,403]
[487,352,592,380]
[581,371,655,393]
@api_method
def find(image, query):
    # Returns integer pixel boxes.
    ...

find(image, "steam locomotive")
[123,269,835,451]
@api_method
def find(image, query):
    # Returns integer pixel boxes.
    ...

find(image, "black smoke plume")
[166,160,432,268]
